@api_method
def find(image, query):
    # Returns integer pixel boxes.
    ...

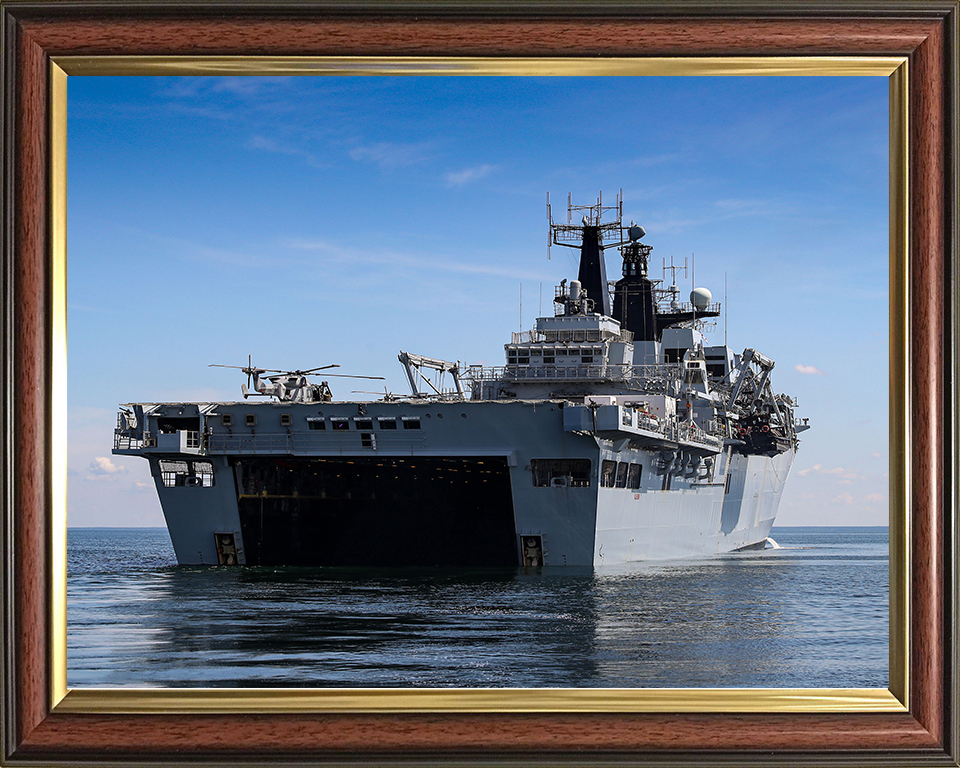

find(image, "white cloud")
[247,135,324,168]
[796,464,864,483]
[348,142,434,170]
[286,239,547,282]
[163,76,292,100]
[445,164,496,187]
[85,456,127,481]
[794,364,824,375]
[211,77,293,97]
[832,492,855,505]
[864,493,885,503]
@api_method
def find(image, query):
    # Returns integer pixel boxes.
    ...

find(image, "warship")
[113,193,807,567]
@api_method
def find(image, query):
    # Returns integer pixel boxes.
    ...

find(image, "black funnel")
[577,225,611,317]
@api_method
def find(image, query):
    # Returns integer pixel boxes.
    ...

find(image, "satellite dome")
[690,287,712,309]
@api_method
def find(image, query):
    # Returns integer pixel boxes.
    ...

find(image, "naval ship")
[113,193,807,568]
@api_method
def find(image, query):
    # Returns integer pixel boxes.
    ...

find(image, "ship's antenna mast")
[546,192,552,260]
[663,255,688,309]
[691,253,696,322]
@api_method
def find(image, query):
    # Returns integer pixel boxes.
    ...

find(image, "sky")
[67,75,889,527]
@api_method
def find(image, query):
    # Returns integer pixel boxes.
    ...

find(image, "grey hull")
[121,399,793,567]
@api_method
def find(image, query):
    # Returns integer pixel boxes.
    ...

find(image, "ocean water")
[67,526,888,689]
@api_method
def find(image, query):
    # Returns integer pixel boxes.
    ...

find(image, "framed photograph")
[2,2,956,765]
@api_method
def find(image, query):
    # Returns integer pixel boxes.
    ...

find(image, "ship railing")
[667,420,722,450]
[511,328,634,344]
[635,414,662,432]
[464,363,680,387]
[655,298,722,315]
[113,431,144,451]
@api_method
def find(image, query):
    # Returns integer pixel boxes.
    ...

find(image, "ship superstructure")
[114,193,807,567]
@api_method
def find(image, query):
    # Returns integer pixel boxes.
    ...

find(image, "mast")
[612,224,658,341]
[547,192,622,318]
[547,192,720,340]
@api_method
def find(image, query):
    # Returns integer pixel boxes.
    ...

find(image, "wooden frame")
[2,2,957,765]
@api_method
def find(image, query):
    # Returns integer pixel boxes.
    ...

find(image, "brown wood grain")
[13,21,50,749]
[3,5,955,764]
[18,16,941,57]
[908,15,946,748]
[15,712,943,755]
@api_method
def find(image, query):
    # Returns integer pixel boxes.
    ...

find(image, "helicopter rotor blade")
[209,362,267,384]
[299,364,341,375]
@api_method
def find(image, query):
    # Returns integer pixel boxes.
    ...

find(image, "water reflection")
[67,528,888,688]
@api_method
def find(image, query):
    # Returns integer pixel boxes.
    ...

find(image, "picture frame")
[2,2,957,765]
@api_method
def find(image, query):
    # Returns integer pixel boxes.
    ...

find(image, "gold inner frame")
[49,56,909,715]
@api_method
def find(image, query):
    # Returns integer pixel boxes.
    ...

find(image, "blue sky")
[67,75,889,527]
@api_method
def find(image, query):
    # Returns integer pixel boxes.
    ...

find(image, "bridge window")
[402,417,421,430]
[159,460,188,488]
[193,461,215,487]
[531,458,591,488]
[600,460,617,488]
[628,463,643,489]
[615,462,629,488]
[355,419,373,430]
[332,419,350,431]
[307,419,326,431]
[378,418,397,430]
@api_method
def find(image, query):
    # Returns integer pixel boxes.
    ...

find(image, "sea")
[67,526,888,689]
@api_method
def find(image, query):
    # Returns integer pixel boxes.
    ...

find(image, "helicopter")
[210,356,385,404]
[351,386,398,402]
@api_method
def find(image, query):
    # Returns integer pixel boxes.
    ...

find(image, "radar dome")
[628,225,646,241]
[690,287,712,309]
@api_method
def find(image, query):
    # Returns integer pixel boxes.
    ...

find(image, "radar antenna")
[662,255,688,310]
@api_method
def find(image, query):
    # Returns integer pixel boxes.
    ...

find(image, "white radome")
[690,287,712,309]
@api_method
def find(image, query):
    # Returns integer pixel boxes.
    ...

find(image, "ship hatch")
[235,456,519,567]
[521,535,544,566]
[215,532,240,565]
